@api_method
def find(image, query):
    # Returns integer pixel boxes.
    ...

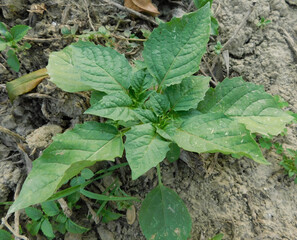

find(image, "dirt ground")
[0,0,297,239]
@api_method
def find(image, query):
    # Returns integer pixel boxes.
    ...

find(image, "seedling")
[0,22,31,72]
[8,4,294,239]
[214,41,223,54]
[256,17,271,28]
[25,201,88,239]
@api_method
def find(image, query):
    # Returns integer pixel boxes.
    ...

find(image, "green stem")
[156,164,163,186]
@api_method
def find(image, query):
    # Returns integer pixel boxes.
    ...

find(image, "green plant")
[8,4,294,239]
[194,0,219,35]
[25,201,88,239]
[210,233,224,240]
[214,41,223,54]
[0,22,31,72]
[0,229,13,240]
[256,17,271,28]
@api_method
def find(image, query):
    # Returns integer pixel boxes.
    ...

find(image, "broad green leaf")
[26,221,42,236]
[7,49,20,72]
[165,75,210,111]
[194,0,213,8]
[90,91,106,106]
[41,201,60,217]
[41,219,55,238]
[166,143,180,163]
[10,25,31,42]
[164,113,269,164]
[143,4,211,88]
[144,92,170,116]
[47,41,132,94]
[0,38,7,51]
[0,229,13,240]
[131,69,156,94]
[9,122,124,213]
[25,207,43,221]
[6,68,48,101]
[65,219,89,234]
[139,185,192,240]
[0,22,8,36]
[198,77,294,135]
[85,92,136,122]
[125,123,170,179]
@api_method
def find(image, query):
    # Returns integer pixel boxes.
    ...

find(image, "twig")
[0,126,26,142]
[80,194,100,224]
[23,36,61,42]
[202,56,218,83]
[111,34,146,42]
[57,198,72,218]
[84,0,96,32]
[199,68,217,87]
[94,0,158,26]
[187,1,194,12]
[13,176,25,239]
[2,153,21,161]
[211,3,255,71]
[1,217,29,240]
[17,143,32,174]
[279,28,297,59]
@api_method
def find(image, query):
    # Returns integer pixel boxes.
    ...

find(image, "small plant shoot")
[0,22,31,72]
[8,3,294,239]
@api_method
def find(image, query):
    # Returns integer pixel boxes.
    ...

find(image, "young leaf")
[81,168,94,180]
[0,22,8,36]
[0,38,7,51]
[144,92,170,116]
[41,201,60,217]
[131,69,156,94]
[10,25,31,42]
[47,41,132,94]
[165,75,210,111]
[194,0,213,8]
[25,207,43,221]
[164,113,269,164]
[139,185,192,240]
[26,221,42,236]
[9,122,124,213]
[198,77,294,135]
[85,92,136,122]
[65,219,89,234]
[7,49,20,72]
[41,219,55,238]
[0,229,13,240]
[125,123,170,179]
[143,4,211,88]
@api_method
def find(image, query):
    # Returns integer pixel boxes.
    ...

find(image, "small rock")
[64,233,82,240]
[1,115,17,129]
[97,226,115,240]
[26,124,62,149]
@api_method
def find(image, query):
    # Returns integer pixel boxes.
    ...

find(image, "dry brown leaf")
[126,205,136,225]
[124,0,160,17]
[28,3,46,14]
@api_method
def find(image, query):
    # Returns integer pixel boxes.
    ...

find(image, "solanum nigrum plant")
[9,3,293,239]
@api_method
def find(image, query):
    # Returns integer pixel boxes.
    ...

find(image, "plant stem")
[156,164,163,186]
